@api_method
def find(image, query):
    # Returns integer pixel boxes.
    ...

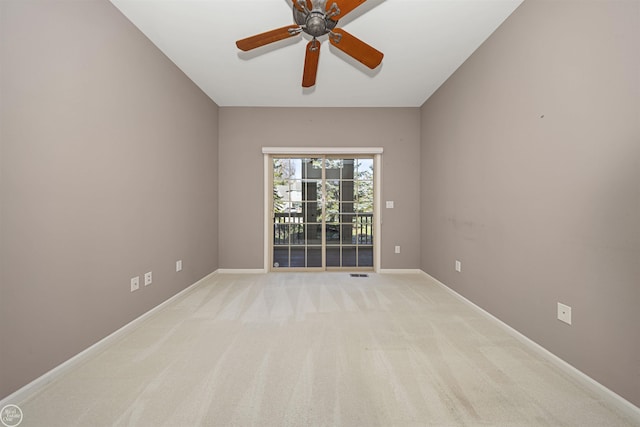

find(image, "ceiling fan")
[236,0,383,88]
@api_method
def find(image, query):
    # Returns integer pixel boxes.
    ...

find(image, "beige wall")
[0,1,219,399]
[421,0,640,406]
[218,107,421,270]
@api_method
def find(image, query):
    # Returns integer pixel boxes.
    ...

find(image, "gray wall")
[218,107,421,270]
[0,0,219,399]
[420,0,639,407]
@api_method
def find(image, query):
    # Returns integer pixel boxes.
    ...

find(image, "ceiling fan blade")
[302,40,321,88]
[236,25,300,51]
[331,0,366,18]
[329,28,383,69]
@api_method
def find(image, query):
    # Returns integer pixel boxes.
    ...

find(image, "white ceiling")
[110,0,523,107]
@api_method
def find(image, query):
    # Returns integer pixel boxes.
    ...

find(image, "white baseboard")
[420,271,640,421]
[217,269,266,274]
[216,269,422,275]
[379,269,424,274]
[0,271,218,408]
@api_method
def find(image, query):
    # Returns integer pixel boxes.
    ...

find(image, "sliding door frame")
[263,147,383,273]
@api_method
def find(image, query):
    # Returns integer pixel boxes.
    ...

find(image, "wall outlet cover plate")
[557,302,572,325]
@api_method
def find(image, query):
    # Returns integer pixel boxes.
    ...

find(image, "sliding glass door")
[272,157,323,269]
[271,156,374,271]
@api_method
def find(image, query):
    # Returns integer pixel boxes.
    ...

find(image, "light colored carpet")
[17,273,638,426]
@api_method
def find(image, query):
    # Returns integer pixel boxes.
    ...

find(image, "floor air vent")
[350,273,369,278]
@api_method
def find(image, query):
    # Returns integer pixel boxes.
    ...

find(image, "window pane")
[341,224,356,244]
[326,247,340,267]
[307,246,322,267]
[355,203,373,214]
[358,247,373,267]
[340,213,357,224]
[288,180,302,203]
[356,159,373,178]
[356,230,373,245]
[273,224,289,245]
[325,201,340,223]
[356,215,374,244]
[290,223,305,245]
[325,180,340,203]
[289,202,303,217]
[305,224,322,245]
[341,202,355,214]
[342,246,357,267]
[341,159,355,180]
[356,180,373,202]
[290,158,302,179]
[304,158,323,179]
[290,247,305,267]
[341,180,355,203]
[325,159,342,180]
[273,247,289,268]
[302,180,321,203]
[277,202,290,214]
[326,224,341,244]
[303,202,321,223]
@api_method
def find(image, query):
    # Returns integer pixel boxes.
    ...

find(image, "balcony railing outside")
[274,212,373,245]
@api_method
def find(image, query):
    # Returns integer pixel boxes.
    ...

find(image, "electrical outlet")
[394,245,401,254]
[144,271,152,286]
[455,260,462,272]
[130,276,140,292]
[557,302,572,325]
[386,201,394,209]
[176,260,182,272]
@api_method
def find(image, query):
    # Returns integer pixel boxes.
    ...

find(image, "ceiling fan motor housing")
[294,0,338,38]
